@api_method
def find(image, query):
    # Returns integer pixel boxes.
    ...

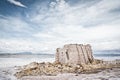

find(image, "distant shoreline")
[0,53,54,55]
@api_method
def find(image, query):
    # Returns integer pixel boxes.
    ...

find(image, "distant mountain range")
[0,52,54,55]
[94,53,120,57]
[94,49,120,54]
[0,50,119,55]
[94,49,120,57]
[0,52,32,55]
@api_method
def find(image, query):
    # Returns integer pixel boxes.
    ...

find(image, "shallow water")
[0,54,55,68]
[0,53,120,68]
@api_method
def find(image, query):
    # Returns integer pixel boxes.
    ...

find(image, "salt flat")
[21,68,120,80]
[0,67,120,80]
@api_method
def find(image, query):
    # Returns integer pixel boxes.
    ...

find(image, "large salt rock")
[55,44,94,64]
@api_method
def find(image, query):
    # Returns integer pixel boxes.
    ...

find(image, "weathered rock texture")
[15,60,120,78]
[55,44,94,64]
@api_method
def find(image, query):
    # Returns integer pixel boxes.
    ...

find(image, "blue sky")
[0,0,120,53]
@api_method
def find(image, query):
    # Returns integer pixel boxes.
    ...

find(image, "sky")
[0,0,120,54]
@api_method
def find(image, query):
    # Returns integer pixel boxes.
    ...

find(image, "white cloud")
[33,23,120,51]
[0,0,120,53]
[0,39,55,53]
[30,0,120,26]
[7,0,27,8]
[30,0,120,52]
[0,16,32,33]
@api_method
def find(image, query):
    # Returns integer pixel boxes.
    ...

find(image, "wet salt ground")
[0,58,54,68]
[0,54,120,68]
[21,68,120,80]
[0,67,120,80]
[0,67,17,80]
[0,54,55,68]
[0,56,120,68]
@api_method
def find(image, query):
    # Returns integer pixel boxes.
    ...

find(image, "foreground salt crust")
[15,59,120,79]
[21,68,120,80]
[0,67,18,80]
[0,59,120,80]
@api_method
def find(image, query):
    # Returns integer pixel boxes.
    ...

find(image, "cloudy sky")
[0,0,120,54]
